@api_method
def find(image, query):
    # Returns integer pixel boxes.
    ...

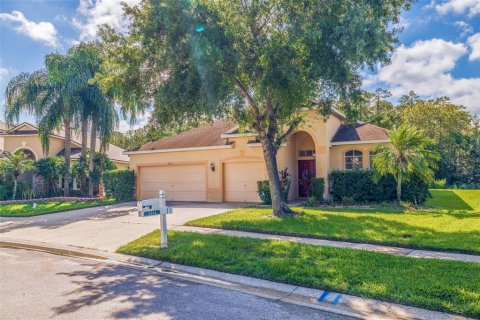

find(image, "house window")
[298,149,315,157]
[345,150,363,169]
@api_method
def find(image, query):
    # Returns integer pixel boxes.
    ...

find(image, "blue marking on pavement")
[332,294,342,305]
[317,291,330,302]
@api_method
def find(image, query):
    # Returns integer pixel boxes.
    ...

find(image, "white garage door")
[223,161,265,202]
[139,164,206,201]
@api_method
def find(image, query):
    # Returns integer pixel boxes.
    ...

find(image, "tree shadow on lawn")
[210,211,480,254]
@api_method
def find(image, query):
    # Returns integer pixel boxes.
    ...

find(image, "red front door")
[298,160,316,198]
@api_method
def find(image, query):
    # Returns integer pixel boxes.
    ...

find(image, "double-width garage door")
[223,161,265,202]
[139,164,206,201]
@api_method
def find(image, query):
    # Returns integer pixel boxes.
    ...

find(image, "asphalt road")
[0,248,352,320]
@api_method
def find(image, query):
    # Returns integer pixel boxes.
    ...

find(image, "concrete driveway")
[0,202,241,252]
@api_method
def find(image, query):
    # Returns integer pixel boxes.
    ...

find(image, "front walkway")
[175,225,480,263]
[0,202,240,252]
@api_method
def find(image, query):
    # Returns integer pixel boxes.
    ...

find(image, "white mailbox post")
[159,190,168,248]
[137,190,173,248]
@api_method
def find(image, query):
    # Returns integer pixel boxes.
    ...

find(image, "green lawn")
[118,230,480,318]
[427,189,480,210]
[187,189,480,254]
[0,198,117,217]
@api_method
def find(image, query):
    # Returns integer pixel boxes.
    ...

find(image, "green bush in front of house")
[102,169,136,201]
[257,168,291,205]
[330,169,430,204]
[309,178,325,202]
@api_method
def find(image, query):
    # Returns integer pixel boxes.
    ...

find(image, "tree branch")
[275,118,302,149]
[235,78,264,134]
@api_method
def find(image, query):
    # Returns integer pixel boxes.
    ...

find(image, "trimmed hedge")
[310,178,325,202]
[102,169,136,201]
[330,169,430,204]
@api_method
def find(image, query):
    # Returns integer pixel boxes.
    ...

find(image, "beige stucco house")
[0,121,129,187]
[126,110,389,202]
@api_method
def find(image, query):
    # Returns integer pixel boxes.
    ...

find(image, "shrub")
[303,196,317,207]
[309,178,325,203]
[257,168,291,205]
[0,184,8,201]
[330,169,430,204]
[278,168,291,202]
[430,179,447,189]
[0,181,32,200]
[34,156,65,197]
[102,169,136,201]
[257,180,271,205]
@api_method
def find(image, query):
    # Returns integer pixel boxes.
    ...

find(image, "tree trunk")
[397,170,402,203]
[80,117,88,195]
[88,115,98,197]
[12,177,18,200]
[64,120,71,197]
[261,138,295,217]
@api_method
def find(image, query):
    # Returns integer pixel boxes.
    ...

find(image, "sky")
[0,0,479,133]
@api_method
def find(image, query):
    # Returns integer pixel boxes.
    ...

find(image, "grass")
[117,230,480,318]
[427,189,480,210]
[0,198,117,217]
[187,189,480,254]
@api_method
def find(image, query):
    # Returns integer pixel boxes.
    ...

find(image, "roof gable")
[137,121,235,151]
[331,123,388,143]
[8,122,39,133]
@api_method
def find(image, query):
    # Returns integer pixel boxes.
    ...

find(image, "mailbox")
[138,195,173,216]
[137,190,172,248]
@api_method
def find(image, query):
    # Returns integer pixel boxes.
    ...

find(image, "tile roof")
[331,123,388,143]
[0,121,129,162]
[138,121,235,151]
[56,143,129,163]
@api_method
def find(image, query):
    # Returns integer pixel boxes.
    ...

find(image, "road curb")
[0,237,471,320]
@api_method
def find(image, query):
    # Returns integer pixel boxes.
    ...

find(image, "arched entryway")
[281,131,317,199]
[13,148,37,187]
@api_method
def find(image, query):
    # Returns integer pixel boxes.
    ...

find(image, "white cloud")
[454,21,474,37]
[0,66,9,83]
[0,11,58,47]
[436,0,480,17]
[365,38,480,115]
[73,0,140,41]
[118,110,151,133]
[467,33,480,60]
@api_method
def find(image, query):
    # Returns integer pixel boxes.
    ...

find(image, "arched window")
[14,148,36,160]
[345,150,363,169]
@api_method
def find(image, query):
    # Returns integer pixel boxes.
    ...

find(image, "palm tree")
[372,125,440,203]
[5,62,79,197]
[66,43,117,197]
[4,43,117,197]
[87,93,117,197]
[0,151,34,200]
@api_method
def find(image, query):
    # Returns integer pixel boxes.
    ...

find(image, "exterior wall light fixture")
[210,162,215,172]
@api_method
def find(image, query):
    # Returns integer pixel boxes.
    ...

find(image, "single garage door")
[223,161,265,202]
[139,164,206,201]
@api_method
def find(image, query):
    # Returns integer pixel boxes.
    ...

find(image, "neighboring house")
[0,121,129,188]
[126,110,389,202]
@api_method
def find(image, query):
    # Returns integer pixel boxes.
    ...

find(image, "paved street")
[0,202,239,251]
[0,248,351,320]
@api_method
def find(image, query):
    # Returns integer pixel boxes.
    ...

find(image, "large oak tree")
[96,0,412,216]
